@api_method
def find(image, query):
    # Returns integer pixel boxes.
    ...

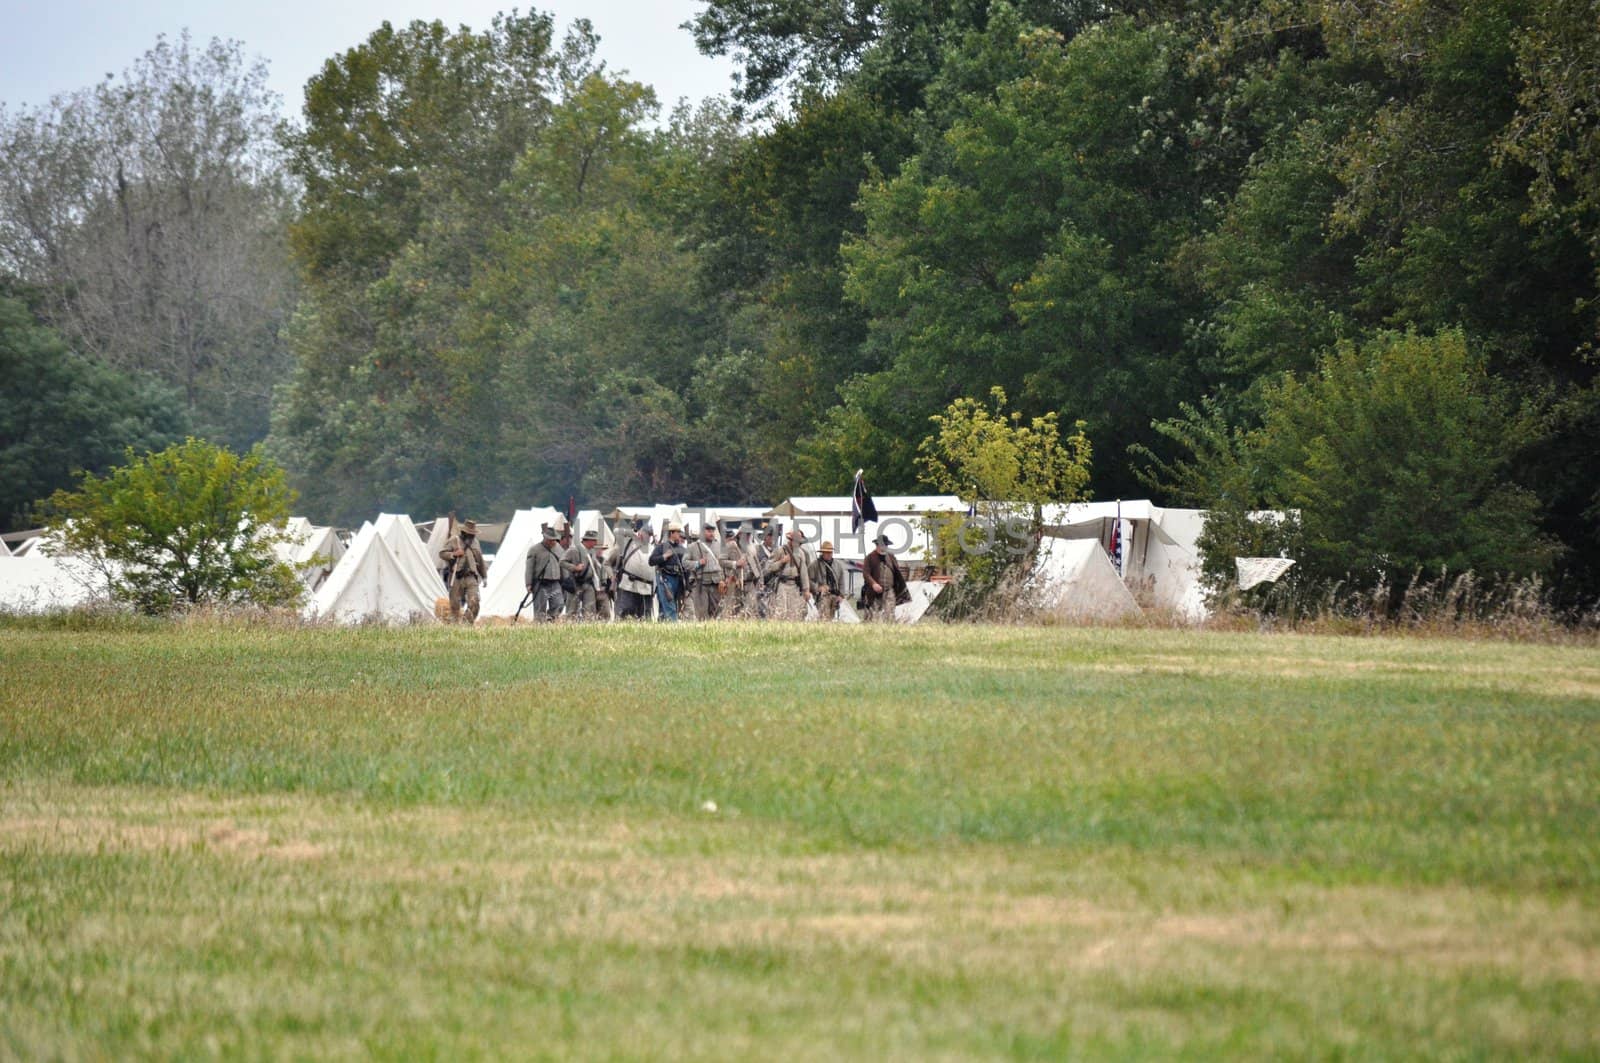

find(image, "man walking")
[810,540,848,620]
[650,521,689,621]
[683,523,724,620]
[861,532,905,621]
[524,523,566,622]
[608,522,655,620]
[439,519,488,623]
[763,528,812,621]
[751,524,779,619]
[564,528,604,619]
[720,525,754,618]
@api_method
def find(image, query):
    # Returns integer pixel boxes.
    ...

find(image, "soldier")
[751,524,778,619]
[524,524,566,622]
[588,529,614,619]
[763,528,813,621]
[608,522,655,619]
[649,521,689,621]
[810,540,848,620]
[564,528,604,619]
[439,519,488,623]
[682,523,724,620]
[861,532,905,621]
[720,525,755,618]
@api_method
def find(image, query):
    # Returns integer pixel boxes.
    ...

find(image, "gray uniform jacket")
[764,543,811,593]
[563,543,602,589]
[683,539,724,584]
[722,540,752,585]
[525,540,564,587]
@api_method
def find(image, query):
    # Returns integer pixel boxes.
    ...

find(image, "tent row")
[0,499,1226,622]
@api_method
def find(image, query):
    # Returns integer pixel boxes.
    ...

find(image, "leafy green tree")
[688,0,1112,109]
[1147,329,1558,600]
[838,18,1211,496]
[917,386,1092,612]
[272,13,568,520]
[1499,0,1600,277]
[43,438,302,614]
[918,386,1091,506]
[0,294,187,528]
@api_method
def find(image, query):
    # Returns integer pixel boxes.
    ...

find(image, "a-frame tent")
[306,520,440,623]
[1031,537,1141,620]
[479,507,565,618]
[374,513,446,601]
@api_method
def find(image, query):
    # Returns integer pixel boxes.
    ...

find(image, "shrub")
[43,438,303,615]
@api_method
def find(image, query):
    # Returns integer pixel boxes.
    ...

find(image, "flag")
[851,469,879,533]
[1109,499,1123,575]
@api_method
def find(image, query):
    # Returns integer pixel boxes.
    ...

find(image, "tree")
[0,293,187,528]
[918,386,1091,506]
[838,18,1212,496]
[43,438,302,614]
[1145,329,1559,602]
[687,0,1110,109]
[0,32,297,448]
[917,386,1092,613]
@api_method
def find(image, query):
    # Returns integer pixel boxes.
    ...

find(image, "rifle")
[442,512,457,590]
[512,586,535,623]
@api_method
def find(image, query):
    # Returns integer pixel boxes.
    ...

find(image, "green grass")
[2,619,1598,1058]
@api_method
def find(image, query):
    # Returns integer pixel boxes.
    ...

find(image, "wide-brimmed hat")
[874,533,891,546]
[460,520,478,535]
[665,521,683,533]
[581,529,598,541]
[819,540,835,553]
[540,523,558,538]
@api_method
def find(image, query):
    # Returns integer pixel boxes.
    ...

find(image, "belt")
[778,577,799,584]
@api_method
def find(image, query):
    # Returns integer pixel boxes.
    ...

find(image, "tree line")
[3,2,1597,604]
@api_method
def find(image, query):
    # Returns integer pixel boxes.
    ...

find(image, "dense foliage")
[0,293,187,527]
[3,1,1597,601]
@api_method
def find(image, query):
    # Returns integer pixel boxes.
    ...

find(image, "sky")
[0,0,739,118]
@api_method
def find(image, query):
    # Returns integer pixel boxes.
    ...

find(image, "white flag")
[1236,557,1296,590]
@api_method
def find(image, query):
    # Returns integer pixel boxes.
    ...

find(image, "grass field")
[2,618,1598,1059]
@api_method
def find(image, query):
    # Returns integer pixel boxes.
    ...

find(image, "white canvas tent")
[274,517,346,591]
[1031,537,1141,621]
[1033,501,1207,618]
[374,513,445,601]
[896,581,946,624]
[422,517,453,575]
[0,554,96,612]
[479,507,565,618]
[608,503,689,540]
[306,520,440,623]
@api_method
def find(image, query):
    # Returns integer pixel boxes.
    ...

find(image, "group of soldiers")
[439,518,907,624]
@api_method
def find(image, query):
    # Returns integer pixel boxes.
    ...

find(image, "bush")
[917,387,1093,618]
[1146,328,1560,609]
[43,438,303,615]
